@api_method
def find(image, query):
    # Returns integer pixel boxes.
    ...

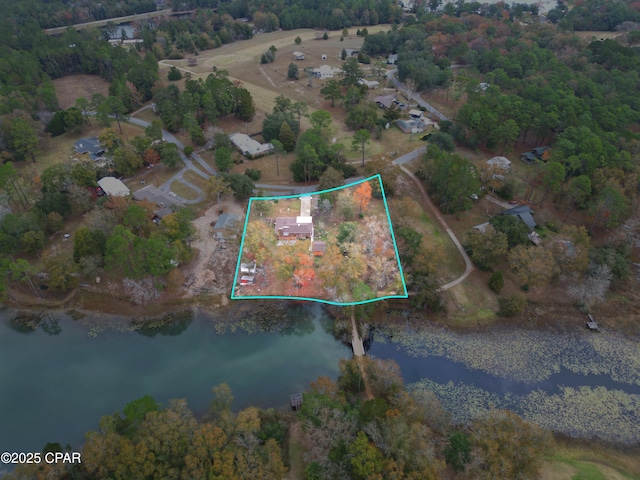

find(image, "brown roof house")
[275,216,314,241]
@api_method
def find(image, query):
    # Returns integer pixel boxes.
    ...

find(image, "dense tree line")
[0,0,157,29]
[418,15,640,230]
[556,0,640,31]
[153,71,254,136]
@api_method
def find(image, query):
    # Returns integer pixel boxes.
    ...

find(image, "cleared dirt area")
[52,74,110,109]
[183,201,246,297]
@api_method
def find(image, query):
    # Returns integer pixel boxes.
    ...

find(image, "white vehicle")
[169,192,178,198]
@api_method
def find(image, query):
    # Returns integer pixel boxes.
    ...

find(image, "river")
[1,303,639,461]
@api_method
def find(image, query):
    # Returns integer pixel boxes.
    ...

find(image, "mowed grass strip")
[170,179,200,201]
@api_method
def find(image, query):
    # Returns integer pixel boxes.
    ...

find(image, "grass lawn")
[170,179,200,201]
[542,441,640,480]
[231,151,297,183]
[183,169,211,191]
[131,107,158,124]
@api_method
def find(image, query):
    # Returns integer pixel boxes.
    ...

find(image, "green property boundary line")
[230,174,408,306]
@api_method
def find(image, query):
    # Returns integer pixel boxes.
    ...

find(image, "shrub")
[488,271,504,293]
[444,431,471,473]
[496,181,515,200]
[294,36,302,45]
[167,66,183,81]
[498,294,527,317]
[183,146,193,157]
[244,168,262,181]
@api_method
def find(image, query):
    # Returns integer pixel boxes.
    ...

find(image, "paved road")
[127,114,214,204]
[387,69,451,122]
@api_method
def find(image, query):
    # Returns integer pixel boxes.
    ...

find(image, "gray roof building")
[500,205,537,230]
[74,137,105,160]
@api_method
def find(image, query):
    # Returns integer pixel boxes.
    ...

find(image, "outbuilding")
[97,177,130,197]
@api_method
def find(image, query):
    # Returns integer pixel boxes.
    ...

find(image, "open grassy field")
[541,441,640,480]
[52,74,111,109]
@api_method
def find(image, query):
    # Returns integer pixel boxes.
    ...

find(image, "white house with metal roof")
[230,133,273,158]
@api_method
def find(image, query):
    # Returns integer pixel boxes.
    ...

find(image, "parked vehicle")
[239,275,255,286]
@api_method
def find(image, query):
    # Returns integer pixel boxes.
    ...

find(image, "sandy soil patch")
[52,74,111,109]
[183,201,245,297]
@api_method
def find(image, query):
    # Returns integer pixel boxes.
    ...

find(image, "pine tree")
[279,122,296,152]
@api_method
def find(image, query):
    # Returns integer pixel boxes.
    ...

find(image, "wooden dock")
[351,312,365,357]
[290,393,303,410]
[586,314,600,332]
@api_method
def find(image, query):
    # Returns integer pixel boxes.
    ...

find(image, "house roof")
[500,205,537,230]
[214,213,240,230]
[387,54,398,63]
[520,151,537,162]
[97,177,130,197]
[313,65,341,76]
[74,137,105,159]
[396,119,424,133]
[275,217,313,236]
[133,185,180,208]
[532,146,551,156]
[487,156,512,170]
[230,133,273,157]
[373,94,397,109]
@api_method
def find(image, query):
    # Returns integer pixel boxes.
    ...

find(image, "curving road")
[128,112,215,204]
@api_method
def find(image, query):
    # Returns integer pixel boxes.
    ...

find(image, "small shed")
[409,109,423,119]
[292,51,305,60]
[520,151,537,164]
[290,393,303,410]
[312,241,326,256]
[213,213,241,239]
[533,146,552,161]
[387,53,398,65]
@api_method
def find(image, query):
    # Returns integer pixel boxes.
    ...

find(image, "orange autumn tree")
[353,181,372,214]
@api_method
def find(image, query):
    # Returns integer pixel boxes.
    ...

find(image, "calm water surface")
[2,303,639,457]
[0,304,350,454]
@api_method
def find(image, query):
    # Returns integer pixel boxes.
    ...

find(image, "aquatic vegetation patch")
[378,325,640,386]
[409,380,640,444]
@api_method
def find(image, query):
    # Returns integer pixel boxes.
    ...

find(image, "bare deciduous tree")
[123,277,162,305]
[567,263,612,308]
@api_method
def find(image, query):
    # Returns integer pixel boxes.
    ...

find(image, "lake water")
[0,304,350,455]
[1,303,639,460]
